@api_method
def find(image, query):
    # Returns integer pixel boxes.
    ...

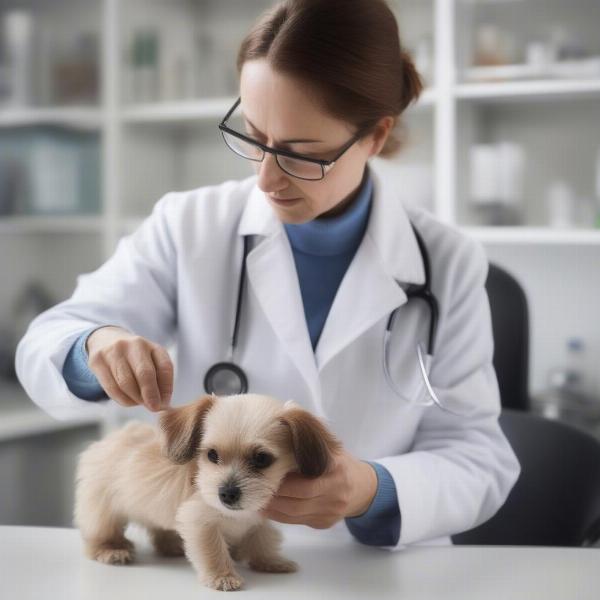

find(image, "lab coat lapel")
[238,184,320,402]
[315,166,426,371]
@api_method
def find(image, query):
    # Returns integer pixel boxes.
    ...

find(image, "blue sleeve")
[344,461,401,547]
[62,326,109,401]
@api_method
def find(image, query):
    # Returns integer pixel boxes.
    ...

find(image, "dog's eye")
[251,452,274,470]
[207,449,219,464]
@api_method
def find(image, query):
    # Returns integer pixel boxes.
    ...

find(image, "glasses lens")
[222,130,263,161]
[277,155,324,180]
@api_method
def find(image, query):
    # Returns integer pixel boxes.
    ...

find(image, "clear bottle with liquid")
[549,337,586,395]
[535,337,600,433]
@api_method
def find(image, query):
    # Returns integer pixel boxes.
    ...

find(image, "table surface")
[1,525,599,600]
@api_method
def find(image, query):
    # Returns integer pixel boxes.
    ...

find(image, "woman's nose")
[256,152,288,193]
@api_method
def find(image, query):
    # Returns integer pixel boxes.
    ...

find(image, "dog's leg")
[149,528,185,557]
[184,522,244,591]
[75,484,135,565]
[238,521,298,573]
[176,500,244,591]
[79,514,135,565]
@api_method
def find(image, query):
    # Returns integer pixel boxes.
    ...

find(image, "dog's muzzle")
[219,482,242,508]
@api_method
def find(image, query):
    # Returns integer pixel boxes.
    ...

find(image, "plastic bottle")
[545,338,586,399]
[595,146,600,228]
[547,180,575,228]
[563,337,586,395]
[538,337,595,429]
[3,10,34,106]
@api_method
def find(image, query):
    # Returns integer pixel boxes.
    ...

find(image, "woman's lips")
[268,195,302,206]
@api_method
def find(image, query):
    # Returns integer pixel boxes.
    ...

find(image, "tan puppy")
[74,393,342,591]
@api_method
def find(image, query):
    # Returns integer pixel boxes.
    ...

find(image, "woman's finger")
[151,345,174,406]
[91,358,137,407]
[262,507,332,528]
[111,352,144,404]
[265,494,326,518]
[127,341,162,411]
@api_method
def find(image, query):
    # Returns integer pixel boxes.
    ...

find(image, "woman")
[16,0,519,550]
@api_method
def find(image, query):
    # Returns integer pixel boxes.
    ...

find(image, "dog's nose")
[219,484,241,507]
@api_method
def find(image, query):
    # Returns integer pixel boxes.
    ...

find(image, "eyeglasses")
[218,97,363,181]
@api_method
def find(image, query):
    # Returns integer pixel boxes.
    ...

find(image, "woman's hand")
[86,326,173,412]
[260,448,378,529]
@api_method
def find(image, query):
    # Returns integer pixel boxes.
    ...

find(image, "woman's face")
[239,59,390,224]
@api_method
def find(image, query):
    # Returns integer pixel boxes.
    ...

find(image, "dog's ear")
[159,394,216,464]
[279,407,342,478]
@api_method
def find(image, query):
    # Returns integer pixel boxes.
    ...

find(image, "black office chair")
[452,409,600,547]
[485,263,530,411]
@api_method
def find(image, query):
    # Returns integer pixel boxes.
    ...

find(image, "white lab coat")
[15,166,520,551]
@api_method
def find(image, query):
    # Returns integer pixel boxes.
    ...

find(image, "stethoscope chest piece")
[204,362,249,396]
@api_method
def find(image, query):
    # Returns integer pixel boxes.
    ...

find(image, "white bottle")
[595,146,600,228]
[470,144,498,205]
[3,10,34,106]
[547,180,575,228]
[500,143,524,203]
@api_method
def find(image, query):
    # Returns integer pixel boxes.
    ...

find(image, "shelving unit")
[1,0,599,441]
[0,382,101,443]
[455,78,600,101]
[0,107,102,129]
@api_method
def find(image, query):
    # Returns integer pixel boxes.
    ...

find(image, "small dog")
[74,393,342,591]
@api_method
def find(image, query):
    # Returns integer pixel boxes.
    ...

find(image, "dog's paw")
[248,556,298,573]
[94,546,135,565]
[88,538,135,565]
[203,571,244,591]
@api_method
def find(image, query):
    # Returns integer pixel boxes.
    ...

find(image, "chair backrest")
[452,409,600,546]
[485,263,530,411]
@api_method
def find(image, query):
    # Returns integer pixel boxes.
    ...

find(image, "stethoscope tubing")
[203,234,251,395]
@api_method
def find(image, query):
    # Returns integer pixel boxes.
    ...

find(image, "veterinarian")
[16,0,520,550]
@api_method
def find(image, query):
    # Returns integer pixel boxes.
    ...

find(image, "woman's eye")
[252,452,274,469]
[207,449,219,464]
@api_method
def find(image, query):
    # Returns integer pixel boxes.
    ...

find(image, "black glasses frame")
[218,97,363,181]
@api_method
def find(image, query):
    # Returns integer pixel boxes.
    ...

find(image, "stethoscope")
[204,225,458,414]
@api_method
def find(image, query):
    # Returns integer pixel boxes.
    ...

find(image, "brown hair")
[237,0,423,157]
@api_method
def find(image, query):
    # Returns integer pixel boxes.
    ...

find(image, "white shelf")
[0,106,103,130]
[464,227,600,245]
[0,216,104,235]
[120,87,437,125]
[455,78,600,102]
[462,58,600,84]
[0,382,101,443]
[121,97,234,124]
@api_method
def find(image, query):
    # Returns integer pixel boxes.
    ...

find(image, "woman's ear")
[279,407,342,477]
[367,115,396,157]
[159,394,216,464]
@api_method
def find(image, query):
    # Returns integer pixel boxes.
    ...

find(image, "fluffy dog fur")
[74,393,342,591]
